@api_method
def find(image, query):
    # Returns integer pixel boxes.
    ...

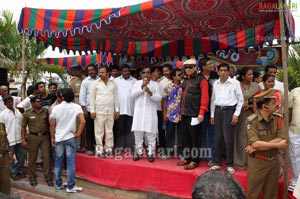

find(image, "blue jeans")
[9,143,26,176]
[201,114,215,160]
[54,137,77,189]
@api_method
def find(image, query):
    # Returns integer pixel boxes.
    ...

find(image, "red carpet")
[75,153,295,198]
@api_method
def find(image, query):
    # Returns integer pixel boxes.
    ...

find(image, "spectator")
[0,95,26,181]
[192,170,245,199]
[48,82,58,95]
[131,66,162,162]
[50,88,86,193]
[79,64,99,154]
[162,68,183,158]
[90,66,119,157]
[176,58,209,170]
[21,95,53,187]
[199,57,219,167]
[288,86,300,192]
[252,71,262,84]
[245,88,287,199]
[113,64,137,152]
[234,67,260,168]
[210,63,244,174]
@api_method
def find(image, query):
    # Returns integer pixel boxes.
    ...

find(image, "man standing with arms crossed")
[245,89,287,198]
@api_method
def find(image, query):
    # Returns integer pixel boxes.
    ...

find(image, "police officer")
[245,88,287,199]
[0,123,11,195]
[21,95,53,187]
[68,63,86,153]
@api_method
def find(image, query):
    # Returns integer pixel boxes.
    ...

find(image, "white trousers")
[134,131,156,155]
[94,113,114,154]
[289,130,300,186]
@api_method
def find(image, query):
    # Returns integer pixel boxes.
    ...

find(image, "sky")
[1,0,299,58]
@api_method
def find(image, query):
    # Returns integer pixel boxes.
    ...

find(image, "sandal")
[184,162,199,170]
[176,160,191,166]
[210,165,221,171]
[226,167,235,174]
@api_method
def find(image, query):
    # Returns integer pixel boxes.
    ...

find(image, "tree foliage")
[0,9,67,88]
[277,43,300,90]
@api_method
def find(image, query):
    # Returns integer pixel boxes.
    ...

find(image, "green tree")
[277,43,300,90]
[0,9,67,93]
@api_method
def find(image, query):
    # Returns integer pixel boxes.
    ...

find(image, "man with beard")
[90,66,119,157]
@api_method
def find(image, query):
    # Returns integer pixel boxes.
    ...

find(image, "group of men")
[0,80,86,194]
[0,56,298,198]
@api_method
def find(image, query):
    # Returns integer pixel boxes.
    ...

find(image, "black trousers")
[166,121,182,156]
[157,110,165,148]
[86,112,96,151]
[214,107,235,167]
[113,115,134,151]
[181,115,202,163]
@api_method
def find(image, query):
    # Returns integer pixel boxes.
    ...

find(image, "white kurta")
[131,80,162,133]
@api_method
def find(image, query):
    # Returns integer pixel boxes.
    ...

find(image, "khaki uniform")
[69,76,86,148]
[0,123,10,195]
[22,108,52,181]
[69,76,84,104]
[246,111,287,199]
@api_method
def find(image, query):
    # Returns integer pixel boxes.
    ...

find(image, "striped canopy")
[18,0,295,57]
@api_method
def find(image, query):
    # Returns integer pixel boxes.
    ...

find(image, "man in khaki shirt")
[68,63,86,152]
[21,95,53,187]
[245,89,287,199]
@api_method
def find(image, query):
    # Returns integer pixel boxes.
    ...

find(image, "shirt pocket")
[258,129,268,141]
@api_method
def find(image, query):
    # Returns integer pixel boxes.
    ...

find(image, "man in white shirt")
[288,86,300,192]
[90,66,119,157]
[79,64,99,154]
[210,63,244,174]
[16,85,37,113]
[0,85,21,113]
[50,88,86,193]
[131,66,162,162]
[0,95,26,180]
[113,64,136,152]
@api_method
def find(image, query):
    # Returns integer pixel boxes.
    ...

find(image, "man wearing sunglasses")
[176,58,209,170]
[131,66,162,162]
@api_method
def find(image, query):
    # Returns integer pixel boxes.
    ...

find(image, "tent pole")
[21,33,26,100]
[278,0,289,198]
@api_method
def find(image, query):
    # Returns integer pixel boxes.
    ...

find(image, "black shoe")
[46,180,53,186]
[148,155,154,162]
[30,178,37,186]
[133,154,141,161]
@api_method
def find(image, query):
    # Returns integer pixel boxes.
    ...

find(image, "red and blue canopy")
[18,0,295,57]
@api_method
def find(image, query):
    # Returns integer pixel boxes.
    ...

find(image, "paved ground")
[8,168,178,199]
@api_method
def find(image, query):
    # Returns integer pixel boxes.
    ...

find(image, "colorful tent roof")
[18,0,295,57]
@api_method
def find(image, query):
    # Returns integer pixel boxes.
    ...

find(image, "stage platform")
[75,153,295,199]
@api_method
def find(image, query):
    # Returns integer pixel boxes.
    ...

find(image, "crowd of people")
[0,57,299,198]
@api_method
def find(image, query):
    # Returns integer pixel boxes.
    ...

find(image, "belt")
[251,153,279,161]
[215,105,236,110]
[75,95,79,97]
[30,132,48,137]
